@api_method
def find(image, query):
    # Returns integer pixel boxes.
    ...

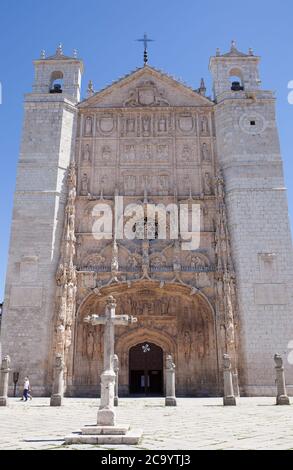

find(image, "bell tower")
[1,46,83,394]
[210,42,293,395]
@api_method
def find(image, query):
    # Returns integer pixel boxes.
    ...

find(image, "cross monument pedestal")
[65,295,143,445]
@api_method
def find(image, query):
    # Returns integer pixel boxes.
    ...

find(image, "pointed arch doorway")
[129,342,163,396]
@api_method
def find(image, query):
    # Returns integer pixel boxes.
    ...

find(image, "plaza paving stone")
[0,397,293,450]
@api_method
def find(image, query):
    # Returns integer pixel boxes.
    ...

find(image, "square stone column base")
[0,397,8,406]
[50,395,62,407]
[276,395,290,405]
[223,396,236,406]
[165,397,177,406]
[65,424,142,445]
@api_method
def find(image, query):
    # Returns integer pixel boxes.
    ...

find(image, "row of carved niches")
[77,169,216,197]
[78,139,214,166]
[78,112,213,138]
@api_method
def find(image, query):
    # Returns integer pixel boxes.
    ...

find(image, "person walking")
[21,377,31,401]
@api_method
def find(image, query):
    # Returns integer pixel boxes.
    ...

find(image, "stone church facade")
[2,42,293,397]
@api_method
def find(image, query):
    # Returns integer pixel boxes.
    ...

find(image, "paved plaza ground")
[0,397,293,450]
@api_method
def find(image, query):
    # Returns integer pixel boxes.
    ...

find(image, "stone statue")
[204,172,213,195]
[201,143,211,162]
[83,144,91,162]
[81,174,89,195]
[201,116,209,134]
[102,146,112,161]
[85,116,92,135]
[68,163,77,188]
[182,145,191,161]
[142,116,151,134]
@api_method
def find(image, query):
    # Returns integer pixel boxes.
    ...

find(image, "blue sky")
[0,0,293,299]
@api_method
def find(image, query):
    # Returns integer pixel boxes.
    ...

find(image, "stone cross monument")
[274,354,290,405]
[223,354,236,406]
[84,295,137,426]
[113,354,119,407]
[0,355,11,407]
[65,295,142,445]
[165,355,177,406]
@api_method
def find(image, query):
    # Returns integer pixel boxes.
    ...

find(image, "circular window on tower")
[239,113,267,135]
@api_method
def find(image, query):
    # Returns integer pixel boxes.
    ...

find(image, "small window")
[250,121,256,126]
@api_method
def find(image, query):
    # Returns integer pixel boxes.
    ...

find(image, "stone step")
[64,429,143,445]
[81,425,130,435]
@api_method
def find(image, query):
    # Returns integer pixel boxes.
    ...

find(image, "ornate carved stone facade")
[2,43,293,398]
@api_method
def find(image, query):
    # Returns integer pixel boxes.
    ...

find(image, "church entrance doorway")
[129,342,163,396]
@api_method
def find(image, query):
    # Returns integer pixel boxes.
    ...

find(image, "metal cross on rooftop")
[136,33,154,65]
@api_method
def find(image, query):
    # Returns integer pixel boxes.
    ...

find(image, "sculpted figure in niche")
[143,144,152,161]
[125,145,136,162]
[155,91,169,106]
[183,330,192,362]
[201,143,211,162]
[126,118,135,133]
[128,255,139,269]
[124,90,137,107]
[125,175,136,191]
[158,175,168,191]
[200,116,209,134]
[160,296,169,315]
[151,256,163,268]
[68,187,76,206]
[204,172,213,195]
[158,117,167,132]
[68,164,77,188]
[81,173,89,195]
[83,144,91,162]
[56,264,67,286]
[182,145,192,161]
[85,117,93,135]
[190,256,205,269]
[195,329,205,359]
[142,116,151,134]
[157,144,168,161]
[102,145,112,161]
[86,330,95,359]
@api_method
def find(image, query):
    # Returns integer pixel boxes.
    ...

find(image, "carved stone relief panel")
[177,169,201,196]
[123,80,170,107]
[96,114,117,137]
[199,114,210,136]
[84,115,94,137]
[176,113,197,136]
[95,140,117,165]
[93,168,116,196]
[121,171,171,196]
[121,139,171,164]
[200,140,212,163]
[176,139,198,164]
[81,142,92,165]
